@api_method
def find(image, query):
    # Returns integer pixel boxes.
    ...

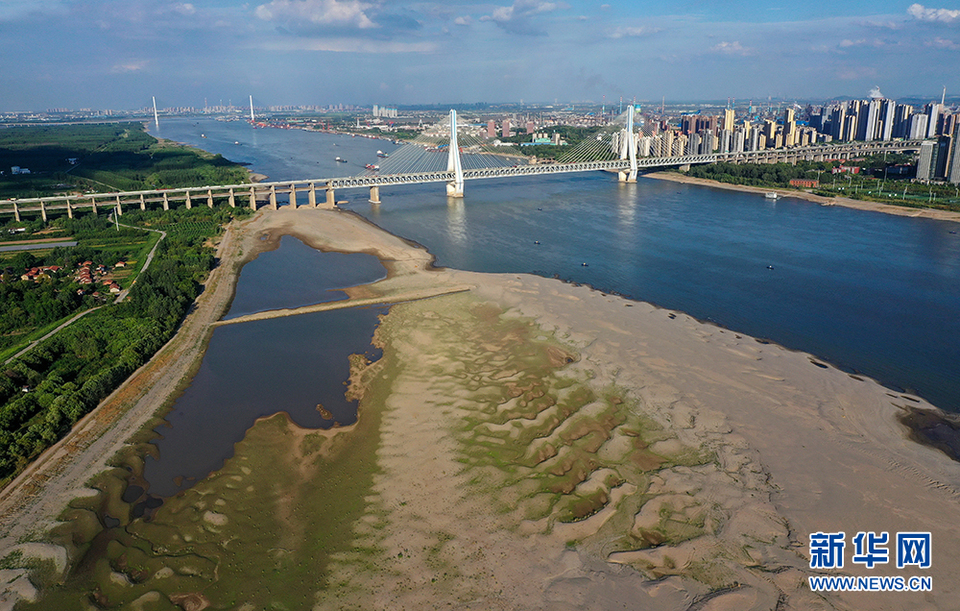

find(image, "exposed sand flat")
[646,171,960,223]
[1,207,957,610]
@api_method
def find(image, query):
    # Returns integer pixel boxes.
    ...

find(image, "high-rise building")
[733,129,745,153]
[880,100,896,141]
[948,133,960,184]
[687,132,701,155]
[926,103,943,138]
[909,114,930,140]
[944,114,960,142]
[916,141,935,181]
[763,119,777,147]
[842,115,857,142]
[486,120,496,139]
[893,104,913,139]
[719,129,732,154]
[859,99,881,141]
[526,121,535,135]
[723,108,735,132]
[700,130,716,154]
[502,119,512,138]
[933,136,951,179]
[663,130,675,157]
[831,105,847,141]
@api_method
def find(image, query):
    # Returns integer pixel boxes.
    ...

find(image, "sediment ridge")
[1,207,958,610]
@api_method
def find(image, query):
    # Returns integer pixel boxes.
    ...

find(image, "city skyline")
[1,1,959,111]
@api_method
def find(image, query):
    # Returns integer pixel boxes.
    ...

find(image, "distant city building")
[948,131,960,185]
[372,105,398,118]
[486,120,496,139]
[916,141,936,181]
[722,108,735,133]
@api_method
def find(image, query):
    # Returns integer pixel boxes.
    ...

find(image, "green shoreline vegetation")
[0,122,254,489]
[680,153,960,213]
[0,123,249,201]
[0,206,250,489]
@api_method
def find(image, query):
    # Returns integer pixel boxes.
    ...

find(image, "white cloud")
[0,0,65,21]
[111,60,149,73]
[255,0,376,29]
[609,25,660,39]
[907,3,960,24]
[928,36,960,49]
[173,3,195,16]
[480,0,562,34]
[255,37,436,53]
[453,15,471,26]
[839,38,885,48]
[710,41,752,56]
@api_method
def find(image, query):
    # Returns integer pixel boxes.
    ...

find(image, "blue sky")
[0,0,958,110]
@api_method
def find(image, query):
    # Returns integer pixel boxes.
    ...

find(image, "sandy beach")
[1,207,957,610]
[646,171,960,224]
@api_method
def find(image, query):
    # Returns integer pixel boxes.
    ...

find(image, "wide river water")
[150,117,960,415]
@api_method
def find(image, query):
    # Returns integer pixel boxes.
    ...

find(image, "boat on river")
[765,192,780,200]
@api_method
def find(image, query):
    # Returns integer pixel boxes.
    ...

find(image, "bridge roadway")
[0,139,925,220]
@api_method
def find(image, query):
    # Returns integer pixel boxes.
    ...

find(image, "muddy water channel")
[143,237,386,498]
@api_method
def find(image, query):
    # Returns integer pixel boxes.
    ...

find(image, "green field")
[0,123,249,200]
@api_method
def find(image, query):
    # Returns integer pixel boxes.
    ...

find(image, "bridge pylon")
[618,105,638,183]
[446,110,465,198]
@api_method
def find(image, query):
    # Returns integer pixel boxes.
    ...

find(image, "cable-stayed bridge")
[0,109,926,220]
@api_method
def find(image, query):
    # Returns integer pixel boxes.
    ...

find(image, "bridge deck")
[0,139,925,211]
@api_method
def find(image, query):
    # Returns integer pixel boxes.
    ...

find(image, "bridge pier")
[66,200,73,219]
[40,202,47,222]
[163,192,170,211]
[207,189,214,208]
[140,194,146,211]
[90,198,97,216]
[185,191,192,209]
[679,164,691,172]
[270,185,277,210]
[228,188,236,208]
[308,183,317,208]
[289,184,298,209]
[369,185,381,205]
[325,187,336,208]
[116,195,123,216]
[249,187,257,210]
[12,201,19,223]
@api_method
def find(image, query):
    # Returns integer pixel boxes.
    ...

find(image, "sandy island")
[0,208,958,610]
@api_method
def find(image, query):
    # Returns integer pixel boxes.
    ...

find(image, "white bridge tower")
[618,104,638,183]
[446,110,465,197]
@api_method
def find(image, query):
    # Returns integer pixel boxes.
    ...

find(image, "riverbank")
[646,171,960,223]
[2,208,959,610]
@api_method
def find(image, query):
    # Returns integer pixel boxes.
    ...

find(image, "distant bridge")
[0,109,926,221]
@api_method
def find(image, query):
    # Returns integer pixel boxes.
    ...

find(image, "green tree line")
[0,206,249,485]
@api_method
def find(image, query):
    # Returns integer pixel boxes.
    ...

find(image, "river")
[150,117,960,417]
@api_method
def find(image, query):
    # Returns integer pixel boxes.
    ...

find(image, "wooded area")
[0,206,249,486]
[0,123,249,199]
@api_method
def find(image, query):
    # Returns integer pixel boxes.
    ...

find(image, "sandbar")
[0,207,957,611]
